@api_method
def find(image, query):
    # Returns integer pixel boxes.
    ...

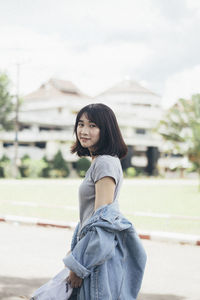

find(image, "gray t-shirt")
[78,155,123,233]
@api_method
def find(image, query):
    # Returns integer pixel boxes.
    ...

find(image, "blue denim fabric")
[63,203,147,300]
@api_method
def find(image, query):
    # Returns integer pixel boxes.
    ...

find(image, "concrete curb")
[138,230,200,246]
[1,215,200,246]
[0,215,77,230]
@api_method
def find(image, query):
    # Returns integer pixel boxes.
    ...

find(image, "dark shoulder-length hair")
[71,103,127,159]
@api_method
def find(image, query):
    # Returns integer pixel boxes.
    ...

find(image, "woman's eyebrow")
[78,119,95,123]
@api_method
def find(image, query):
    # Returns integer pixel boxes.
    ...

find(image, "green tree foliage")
[40,156,52,178]
[159,94,200,189]
[0,72,14,131]
[0,155,10,177]
[20,151,70,178]
[19,154,48,178]
[76,157,91,177]
[50,150,70,178]
[125,167,136,178]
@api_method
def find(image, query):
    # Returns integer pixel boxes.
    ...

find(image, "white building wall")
[0,80,165,166]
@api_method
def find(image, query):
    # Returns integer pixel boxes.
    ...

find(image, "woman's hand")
[67,270,83,288]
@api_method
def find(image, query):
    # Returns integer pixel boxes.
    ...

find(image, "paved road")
[0,223,199,300]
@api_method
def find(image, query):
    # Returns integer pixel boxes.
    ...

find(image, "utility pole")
[13,63,20,178]
[13,59,29,178]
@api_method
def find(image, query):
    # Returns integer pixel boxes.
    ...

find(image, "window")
[35,142,46,149]
[135,128,146,135]
[3,143,14,147]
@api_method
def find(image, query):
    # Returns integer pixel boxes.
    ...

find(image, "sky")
[0,0,200,107]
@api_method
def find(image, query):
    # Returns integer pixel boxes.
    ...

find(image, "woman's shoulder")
[93,155,121,171]
[94,155,120,165]
[91,155,122,183]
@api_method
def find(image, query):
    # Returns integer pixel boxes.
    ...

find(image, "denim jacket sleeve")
[63,226,117,279]
[70,222,80,251]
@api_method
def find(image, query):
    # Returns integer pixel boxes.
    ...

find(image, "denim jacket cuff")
[63,253,91,279]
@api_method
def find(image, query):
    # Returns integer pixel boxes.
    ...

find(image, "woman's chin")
[80,142,89,148]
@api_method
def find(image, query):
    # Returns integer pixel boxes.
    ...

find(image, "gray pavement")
[0,223,199,300]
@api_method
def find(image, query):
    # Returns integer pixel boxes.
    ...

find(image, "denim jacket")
[63,203,147,300]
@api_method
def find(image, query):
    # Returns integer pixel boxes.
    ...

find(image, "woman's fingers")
[73,281,81,288]
[67,273,82,288]
[69,278,82,288]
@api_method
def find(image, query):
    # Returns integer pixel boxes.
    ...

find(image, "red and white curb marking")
[1,215,200,246]
[0,215,77,230]
[138,230,200,246]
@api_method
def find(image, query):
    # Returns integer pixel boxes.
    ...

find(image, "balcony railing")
[0,130,74,142]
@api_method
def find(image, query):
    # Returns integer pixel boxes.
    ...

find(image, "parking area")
[0,222,199,300]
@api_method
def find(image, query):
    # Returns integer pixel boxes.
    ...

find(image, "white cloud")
[162,65,200,108]
[0,24,154,96]
[0,0,200,105]
[0,26,74,93]
[186,0,200,10]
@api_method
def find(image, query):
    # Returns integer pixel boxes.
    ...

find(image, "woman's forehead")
[79,113,94,122]
[79,113,88,120]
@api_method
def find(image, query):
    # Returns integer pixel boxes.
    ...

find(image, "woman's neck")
[91,153,98,163]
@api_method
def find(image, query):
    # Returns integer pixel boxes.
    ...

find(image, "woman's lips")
[80,137,90,142]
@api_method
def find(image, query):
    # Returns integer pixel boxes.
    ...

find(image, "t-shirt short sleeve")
[91,156,120,184]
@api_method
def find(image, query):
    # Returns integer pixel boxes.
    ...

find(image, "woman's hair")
[71,103,128,159]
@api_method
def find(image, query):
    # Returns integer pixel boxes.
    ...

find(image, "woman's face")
[77,113,100,152]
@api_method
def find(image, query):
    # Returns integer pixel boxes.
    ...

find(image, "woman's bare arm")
[67,177,115,287]
[94,177,115,211]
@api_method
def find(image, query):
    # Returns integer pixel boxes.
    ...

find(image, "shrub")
[0,155,10,177]
[19,154,31,177]
[125,167,136,178]
[76,158,91,177]
[19,154,48,178]
[51,150,70,178]
[40,156,53,178]
[28,159,48,178]
[18,151,70,178]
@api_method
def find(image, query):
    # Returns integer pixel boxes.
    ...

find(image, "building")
[0,78,91,162]
[95,80,163,174]
[0,78,166,175]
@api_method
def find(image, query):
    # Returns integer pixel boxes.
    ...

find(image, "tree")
[0,72,14,131]
[76,157,91,177]
[0,155,10,177]
[159,94,200,189]
[51,150,70,177]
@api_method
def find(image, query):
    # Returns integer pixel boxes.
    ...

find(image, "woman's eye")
[90,124,96,128]
[78,123,84,127]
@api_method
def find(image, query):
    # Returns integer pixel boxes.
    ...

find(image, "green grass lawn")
[0,179,200,235]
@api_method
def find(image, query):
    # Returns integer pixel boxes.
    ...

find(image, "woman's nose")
[81,126,89,135]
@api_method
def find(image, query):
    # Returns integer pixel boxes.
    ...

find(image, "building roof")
[98,79,158,96]
[49,78,82,94]
[23,78,87,102]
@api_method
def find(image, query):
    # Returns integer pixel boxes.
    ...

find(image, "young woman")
[63,103,146,300]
